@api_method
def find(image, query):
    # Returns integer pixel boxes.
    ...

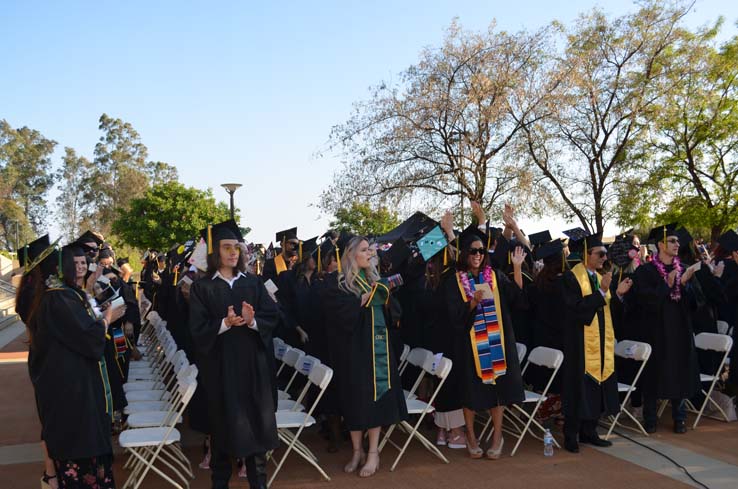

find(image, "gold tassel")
[23,247,29,273]
[299,241,303,262]
[487,231,491,250]
[561,249,565,272]
[443,247,448,266]
[584,238,588,268]
[663,226,666,244]
[135,282,139,300]
[58,247,63,279]
[336,246,342,274]
[317,245,322,272]
[207,225,213,254]
[173,267,179,286]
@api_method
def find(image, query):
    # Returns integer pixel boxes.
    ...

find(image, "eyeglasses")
[666,238,680,244]
[468,248,486,256]
[593,250,607,258]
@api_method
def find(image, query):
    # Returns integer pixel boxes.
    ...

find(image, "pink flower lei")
[459,265,494,299]
[652,253,682,301]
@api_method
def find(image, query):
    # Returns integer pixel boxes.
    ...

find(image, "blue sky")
[2,0,736,244]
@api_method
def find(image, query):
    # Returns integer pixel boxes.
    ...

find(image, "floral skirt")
[53,454,115,489]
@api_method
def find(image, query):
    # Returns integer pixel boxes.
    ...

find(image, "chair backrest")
[695,332,733,353]
[430,357,453,380]
[298,355,321,376]
[283,348,305,368]
[527,346,564,370]
[400,344,411,363]
[516,343,527,363]
[275,343,291,360]
[308,363,334,390]
[407,348,432,368]
[716,320,730,335]
[615,340,652,362]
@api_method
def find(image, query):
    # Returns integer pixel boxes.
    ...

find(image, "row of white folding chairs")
[119,364,199,489]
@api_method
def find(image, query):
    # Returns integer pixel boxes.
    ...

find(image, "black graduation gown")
[508,271,535,349]
[28,287,112,460]
[323,279,408,431]
[526,277,565,393]
[431,269,465,413]
[560,271,619,420]
[718,260,738,385]
[447,269,525,411]
[188,273,279,457]
[631,262,701,399]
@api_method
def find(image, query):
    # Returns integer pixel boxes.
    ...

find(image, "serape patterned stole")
[456,267,507,384]
[356,270,391,401]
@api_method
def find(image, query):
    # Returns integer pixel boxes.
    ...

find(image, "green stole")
[570,263,615,384]
[47,286,114,420]
[356,270,392,401]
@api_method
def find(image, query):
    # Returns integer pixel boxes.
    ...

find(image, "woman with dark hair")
[443,225,526,460]
[323,236,408,478]
[26,240,125,489]
[188,220,279,489]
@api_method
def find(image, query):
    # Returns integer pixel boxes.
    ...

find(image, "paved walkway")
[1,327,736,489]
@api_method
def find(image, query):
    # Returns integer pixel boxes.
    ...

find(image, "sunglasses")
[666,238,680,244]
[592,250,607,258]
[468,248,486,256]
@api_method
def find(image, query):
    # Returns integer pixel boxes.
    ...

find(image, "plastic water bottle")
[543,429,554,457]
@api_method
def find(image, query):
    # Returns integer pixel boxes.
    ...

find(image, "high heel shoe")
[359,451,380,478]
[486,437,505,460]
[344,449,365,473]
[467,442,483,459]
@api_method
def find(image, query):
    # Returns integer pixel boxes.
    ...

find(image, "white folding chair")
[379,356,453,471]
[507,346,564,456]
[397,344,411,374]
[478,342,528,441]
[603,340,652,439]
[402,348,432,401]
[125,351,189,402]
[275,342,293,377]
[119,375,198,489]
[516,343,527,363]
[269,364,334,487]
[277,355,321,412]
[278,348,305,401]
[688,332,733,428]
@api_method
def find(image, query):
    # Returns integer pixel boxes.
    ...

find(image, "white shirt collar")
[212,271,245,288]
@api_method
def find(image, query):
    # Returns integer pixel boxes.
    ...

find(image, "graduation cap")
[335,231,356,273]
[563,227,589,243]
[566,231,604,268]
[675,227,693,247]
[23,236,61,277]
[275,227,298,244]
[375,212,437,244]
[717,229,738,252]
[381,239,412,274]
[299,236,319,262]
[16,234,51,269]
[199,219,244,255]
[459,224,487,249]
[415,225,448,262]
[533,239,565,261]
[608,234,638,269]
[646,223,678,244]
[528,230,552,249]
[117,257,130,267]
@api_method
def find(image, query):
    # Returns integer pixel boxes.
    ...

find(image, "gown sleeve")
[497,269,527,310]
[46,289,107,360]
[561,271,606,327]
[632,264,671,308]
[323,282,363,335]
[188,279,224,356]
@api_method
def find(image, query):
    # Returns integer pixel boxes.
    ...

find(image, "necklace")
[652,254,682,301]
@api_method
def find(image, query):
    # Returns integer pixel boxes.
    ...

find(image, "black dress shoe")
[673,420,687,434]
[564,437,579,453]
[579,434,613,447]
[645,422,658,434]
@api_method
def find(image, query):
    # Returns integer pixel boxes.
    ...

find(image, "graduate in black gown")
[715,231,738,387]
[188,220,279,489]
[560,235,632,452]
[27,241,126,489]
[444,225,526,460]
[633,224,701,434]
[322,236,408,478]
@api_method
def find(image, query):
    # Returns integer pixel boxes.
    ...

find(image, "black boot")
[245,453,268,489]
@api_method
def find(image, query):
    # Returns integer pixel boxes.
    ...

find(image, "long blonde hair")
[339,237,381,297]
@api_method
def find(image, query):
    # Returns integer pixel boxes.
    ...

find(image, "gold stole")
[274,254,287,275]
[571,263,615,383]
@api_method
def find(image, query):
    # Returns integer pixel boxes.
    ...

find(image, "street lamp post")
[221,183,242,220]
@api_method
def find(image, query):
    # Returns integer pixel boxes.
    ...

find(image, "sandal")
[486,437,505,460]
[467,443,483,459]
[344,449,365,473]
[41,472,57,489]
[359,451,380,478]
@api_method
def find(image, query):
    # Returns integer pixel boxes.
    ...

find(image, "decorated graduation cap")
[199,219,244,255]
[608,233,638,269]
[646,223,678,244]
[717,229,738,252]
[16,234,51,269]
[22,235,61,277]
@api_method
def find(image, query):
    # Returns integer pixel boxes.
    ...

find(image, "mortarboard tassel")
[663,226,666,245]
[299,241,303,262]
[58,247,63,279]
[23,247,29,273]
[584,238,588,268]
[562,249,566,272]
[173,267,179,286]
[336,246,342,274]
[207,225,213,254]
[443,247,448,267]
[135,281,139,300]
[317,245,322,273]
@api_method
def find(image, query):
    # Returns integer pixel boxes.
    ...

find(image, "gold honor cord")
[571,263,615,384]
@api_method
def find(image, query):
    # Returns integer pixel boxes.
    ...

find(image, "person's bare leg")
[41,441,58,489]
[344,431,364,473]
[489,406,504,449]
[359,427,381,477]
[463,408,478,449]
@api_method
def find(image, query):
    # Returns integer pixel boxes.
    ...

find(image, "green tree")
[617,23,738,240]
[55,147,93,242]
[111,182,236,250]
[146,160,179,186]
[329,202,401,236]
[0,120,57,250]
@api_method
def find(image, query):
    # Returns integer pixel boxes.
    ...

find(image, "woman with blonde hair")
[324,236,408,478]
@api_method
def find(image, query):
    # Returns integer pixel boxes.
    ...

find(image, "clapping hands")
[224,302,255,327]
